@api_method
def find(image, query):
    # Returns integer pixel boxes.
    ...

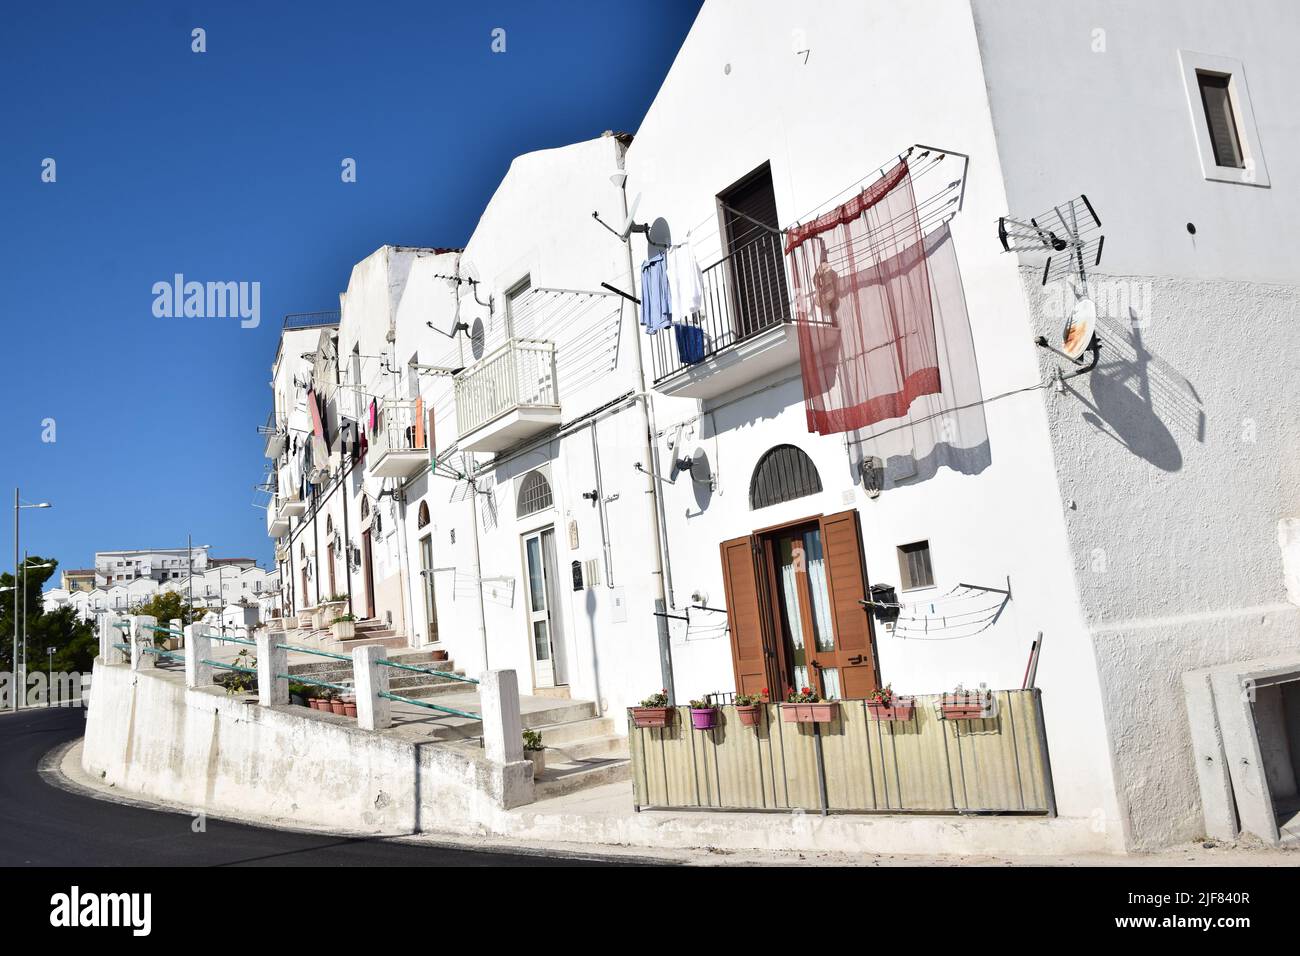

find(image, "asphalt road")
[0,706,616,866]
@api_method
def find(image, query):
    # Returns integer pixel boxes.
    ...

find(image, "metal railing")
[454,338,558,439]
[370,400,427,461]
[282,310,341,330]
[649,231,797,384]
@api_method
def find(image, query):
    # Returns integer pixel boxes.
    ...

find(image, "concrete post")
[184,623,215,689]
[129,615,158,671]
[99,614,127,665]
[353,644,390,731]
[170,618,183,649]
[256,631,288,706]
[480,669,523,765]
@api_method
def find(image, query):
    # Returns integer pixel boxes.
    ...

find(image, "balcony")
[261,414,287,460]
[454,338,561,453]
[369,400,429,479]
[648,232,804,401]
[267,496,290,538]
[279,490,307,520]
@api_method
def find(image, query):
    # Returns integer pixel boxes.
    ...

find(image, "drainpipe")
[614,146,676,704]
[341,465,354,617]
[452,275,491,673]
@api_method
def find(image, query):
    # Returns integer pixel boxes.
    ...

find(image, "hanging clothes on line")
[785,160,941,435]
[665,240,705,321]
[639,252,671,334]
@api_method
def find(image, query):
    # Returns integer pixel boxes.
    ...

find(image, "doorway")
[361,530,376,620]
[720,510,878,701]
[522,526,567,688]
[419,533,439,644]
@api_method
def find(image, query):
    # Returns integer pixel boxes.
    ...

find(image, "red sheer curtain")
[785,161,940,435]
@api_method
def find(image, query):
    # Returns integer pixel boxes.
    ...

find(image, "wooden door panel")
[819,509,879,697]
[720,535,775,696]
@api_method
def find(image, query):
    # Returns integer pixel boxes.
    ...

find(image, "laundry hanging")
[639,253,671,334]
[785,160,941,435]
[665,240,705,320]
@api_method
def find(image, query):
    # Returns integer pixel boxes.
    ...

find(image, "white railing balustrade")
[371,400,426,460]
[454,338,559,439]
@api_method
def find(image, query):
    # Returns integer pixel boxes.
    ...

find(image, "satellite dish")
[619,193,643,239]
[469,317,486,359]
[673,447,713,488]
[1062,296,1097,361]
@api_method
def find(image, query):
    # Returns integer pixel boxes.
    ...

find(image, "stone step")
[540,733,627,763]
[533,756,631,801]
[524,715,617,747]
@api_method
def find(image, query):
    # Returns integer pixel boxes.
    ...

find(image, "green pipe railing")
[275,642,351,662]
[279,673,352,694]
[379,690,480,721]
[376,657,478,684]
[112,642,185,663]
[141,624,185,638]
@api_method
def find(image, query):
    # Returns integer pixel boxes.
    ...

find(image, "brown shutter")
[720,535,775,696]
[818,510,879,699]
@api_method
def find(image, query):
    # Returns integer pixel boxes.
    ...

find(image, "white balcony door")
[522,526,567,688]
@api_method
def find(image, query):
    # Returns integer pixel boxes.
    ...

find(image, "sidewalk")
[54,737,1299,867]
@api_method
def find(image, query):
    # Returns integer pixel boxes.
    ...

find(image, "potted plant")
[342,695,358,718]
[522,729,545,777]
[866,684,915,721]
[688,696,720,730]
[779,686,838,724]
[734,688,768,726]
[330,613,357,640]
[938,685,996,720]
[328,689,347,715]
[630,689,674,728]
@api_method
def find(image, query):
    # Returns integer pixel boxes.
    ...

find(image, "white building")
[94,546,210,588]
[258,0,1300,852]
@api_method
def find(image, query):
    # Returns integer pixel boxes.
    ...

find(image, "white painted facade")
[249,0,1299,851]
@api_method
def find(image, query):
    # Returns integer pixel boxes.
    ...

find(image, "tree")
[129,590,204,632]
[0,557,96,675]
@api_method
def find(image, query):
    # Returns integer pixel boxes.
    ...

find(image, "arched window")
[749,444,822,510]
[517,470,553,517]
[417,501,431,528]
[360,497,370,520]
[326,516,333,534]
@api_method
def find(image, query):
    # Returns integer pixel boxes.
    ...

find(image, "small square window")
[897,541,934,591]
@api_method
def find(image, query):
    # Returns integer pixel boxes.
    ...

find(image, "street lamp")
[21,556,55,695]
[12,489,51,713]
[47,647,55,707]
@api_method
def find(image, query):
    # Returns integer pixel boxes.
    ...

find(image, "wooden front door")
[721,510,878,700]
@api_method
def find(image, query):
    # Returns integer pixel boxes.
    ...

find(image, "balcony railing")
[454,338,560,452]
[282,310,341,331]
[369,400,428,478]
[648,231,795,385]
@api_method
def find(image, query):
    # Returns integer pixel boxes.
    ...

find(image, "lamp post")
[21,556,55,696]
[12,489,52,712]
[47,647,55,707]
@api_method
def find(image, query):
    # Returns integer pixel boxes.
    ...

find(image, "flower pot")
[689,707,719,730]
[525,749,545,778]
[867,698,915,721]
[939,701,993,720]
[343,699,358,718]
[309,698,323,710]
[331,620,356,640]
[630,706,674,728]
[735,704,763,727]
[330,699,346,715]
[779,702,838,724]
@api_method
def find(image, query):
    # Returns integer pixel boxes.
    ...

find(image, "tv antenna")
[1000,194,1105,364]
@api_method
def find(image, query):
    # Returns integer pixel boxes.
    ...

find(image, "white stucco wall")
[972,0,1300,847]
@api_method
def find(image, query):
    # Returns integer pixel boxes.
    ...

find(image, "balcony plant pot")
[331,620,356,640]
[525,749,545,778]
[330,698,347,716]
[779,702,838,724]
[735,704,763,727]
[867,698,916,721]
[630,706,674,729]
[342,697,358,718]
[939,701,993,720]
[689,707,719,730]
[309,698,323,711]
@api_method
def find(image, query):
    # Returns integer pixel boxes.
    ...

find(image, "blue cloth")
[674,323,704,365]
[640,254,671,334]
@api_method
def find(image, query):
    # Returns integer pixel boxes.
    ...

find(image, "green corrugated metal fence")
[629,689,1055,815]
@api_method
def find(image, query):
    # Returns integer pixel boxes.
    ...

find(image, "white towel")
[665,241,705,321]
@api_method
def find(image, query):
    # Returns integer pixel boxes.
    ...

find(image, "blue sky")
[0,0,701,576]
